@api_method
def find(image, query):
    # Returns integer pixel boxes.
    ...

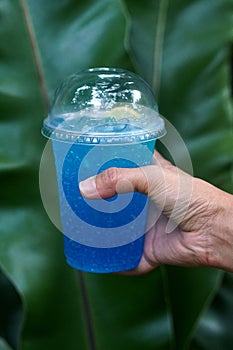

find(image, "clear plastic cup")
[41,67,166,273]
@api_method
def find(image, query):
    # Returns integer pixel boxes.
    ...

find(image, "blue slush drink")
[42,69,166,273]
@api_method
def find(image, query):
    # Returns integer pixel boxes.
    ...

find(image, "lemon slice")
[106,105,141,119]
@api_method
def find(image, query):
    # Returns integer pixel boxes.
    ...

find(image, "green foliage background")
[0,0,232,349]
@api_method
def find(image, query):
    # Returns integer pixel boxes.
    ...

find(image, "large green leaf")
[125,0,232,349]
[0,0,232,350]
[0,1,91,349]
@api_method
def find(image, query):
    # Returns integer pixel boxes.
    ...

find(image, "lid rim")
[41,122,166,144]
[42,115,166,134]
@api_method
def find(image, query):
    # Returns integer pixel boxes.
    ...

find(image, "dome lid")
[42,68,166,144]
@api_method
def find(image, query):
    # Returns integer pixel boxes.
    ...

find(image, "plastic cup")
[41,68,166,273]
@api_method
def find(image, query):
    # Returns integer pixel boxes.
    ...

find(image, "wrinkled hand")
[79,151,233,274]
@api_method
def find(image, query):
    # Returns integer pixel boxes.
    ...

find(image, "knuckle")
[102,167,121,188]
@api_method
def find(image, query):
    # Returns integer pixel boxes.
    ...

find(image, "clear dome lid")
[42,68,166,144]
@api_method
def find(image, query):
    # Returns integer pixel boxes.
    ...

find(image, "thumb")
[79,163,194,229]
[79,165,170,211]
[79,166,153,199]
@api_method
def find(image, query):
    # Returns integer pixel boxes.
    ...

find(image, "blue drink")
[41,68,166,273]
[52,136,156,273]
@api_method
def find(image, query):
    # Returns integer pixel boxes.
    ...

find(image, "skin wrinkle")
[96,167,119,198]
[174,183,216,266]
[142,250,158,270]
[181,196,210,232]
[148,222,162,266]
[134,167,150,194]
[179,230,211,266]
[175,181,226,268]
[209,191,233,270]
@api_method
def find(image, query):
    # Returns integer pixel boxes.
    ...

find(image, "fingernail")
[79,176,98,198]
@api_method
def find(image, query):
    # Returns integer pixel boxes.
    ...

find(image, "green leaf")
[124,0,168,94]
[0,270,23,350]
[83,271,173,350]
[191,273,233,349]
[26,0,133,94]
[163,267,223,349]
[125,0,232,348]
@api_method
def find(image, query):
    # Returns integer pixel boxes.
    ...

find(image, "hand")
[79,151,233,274]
